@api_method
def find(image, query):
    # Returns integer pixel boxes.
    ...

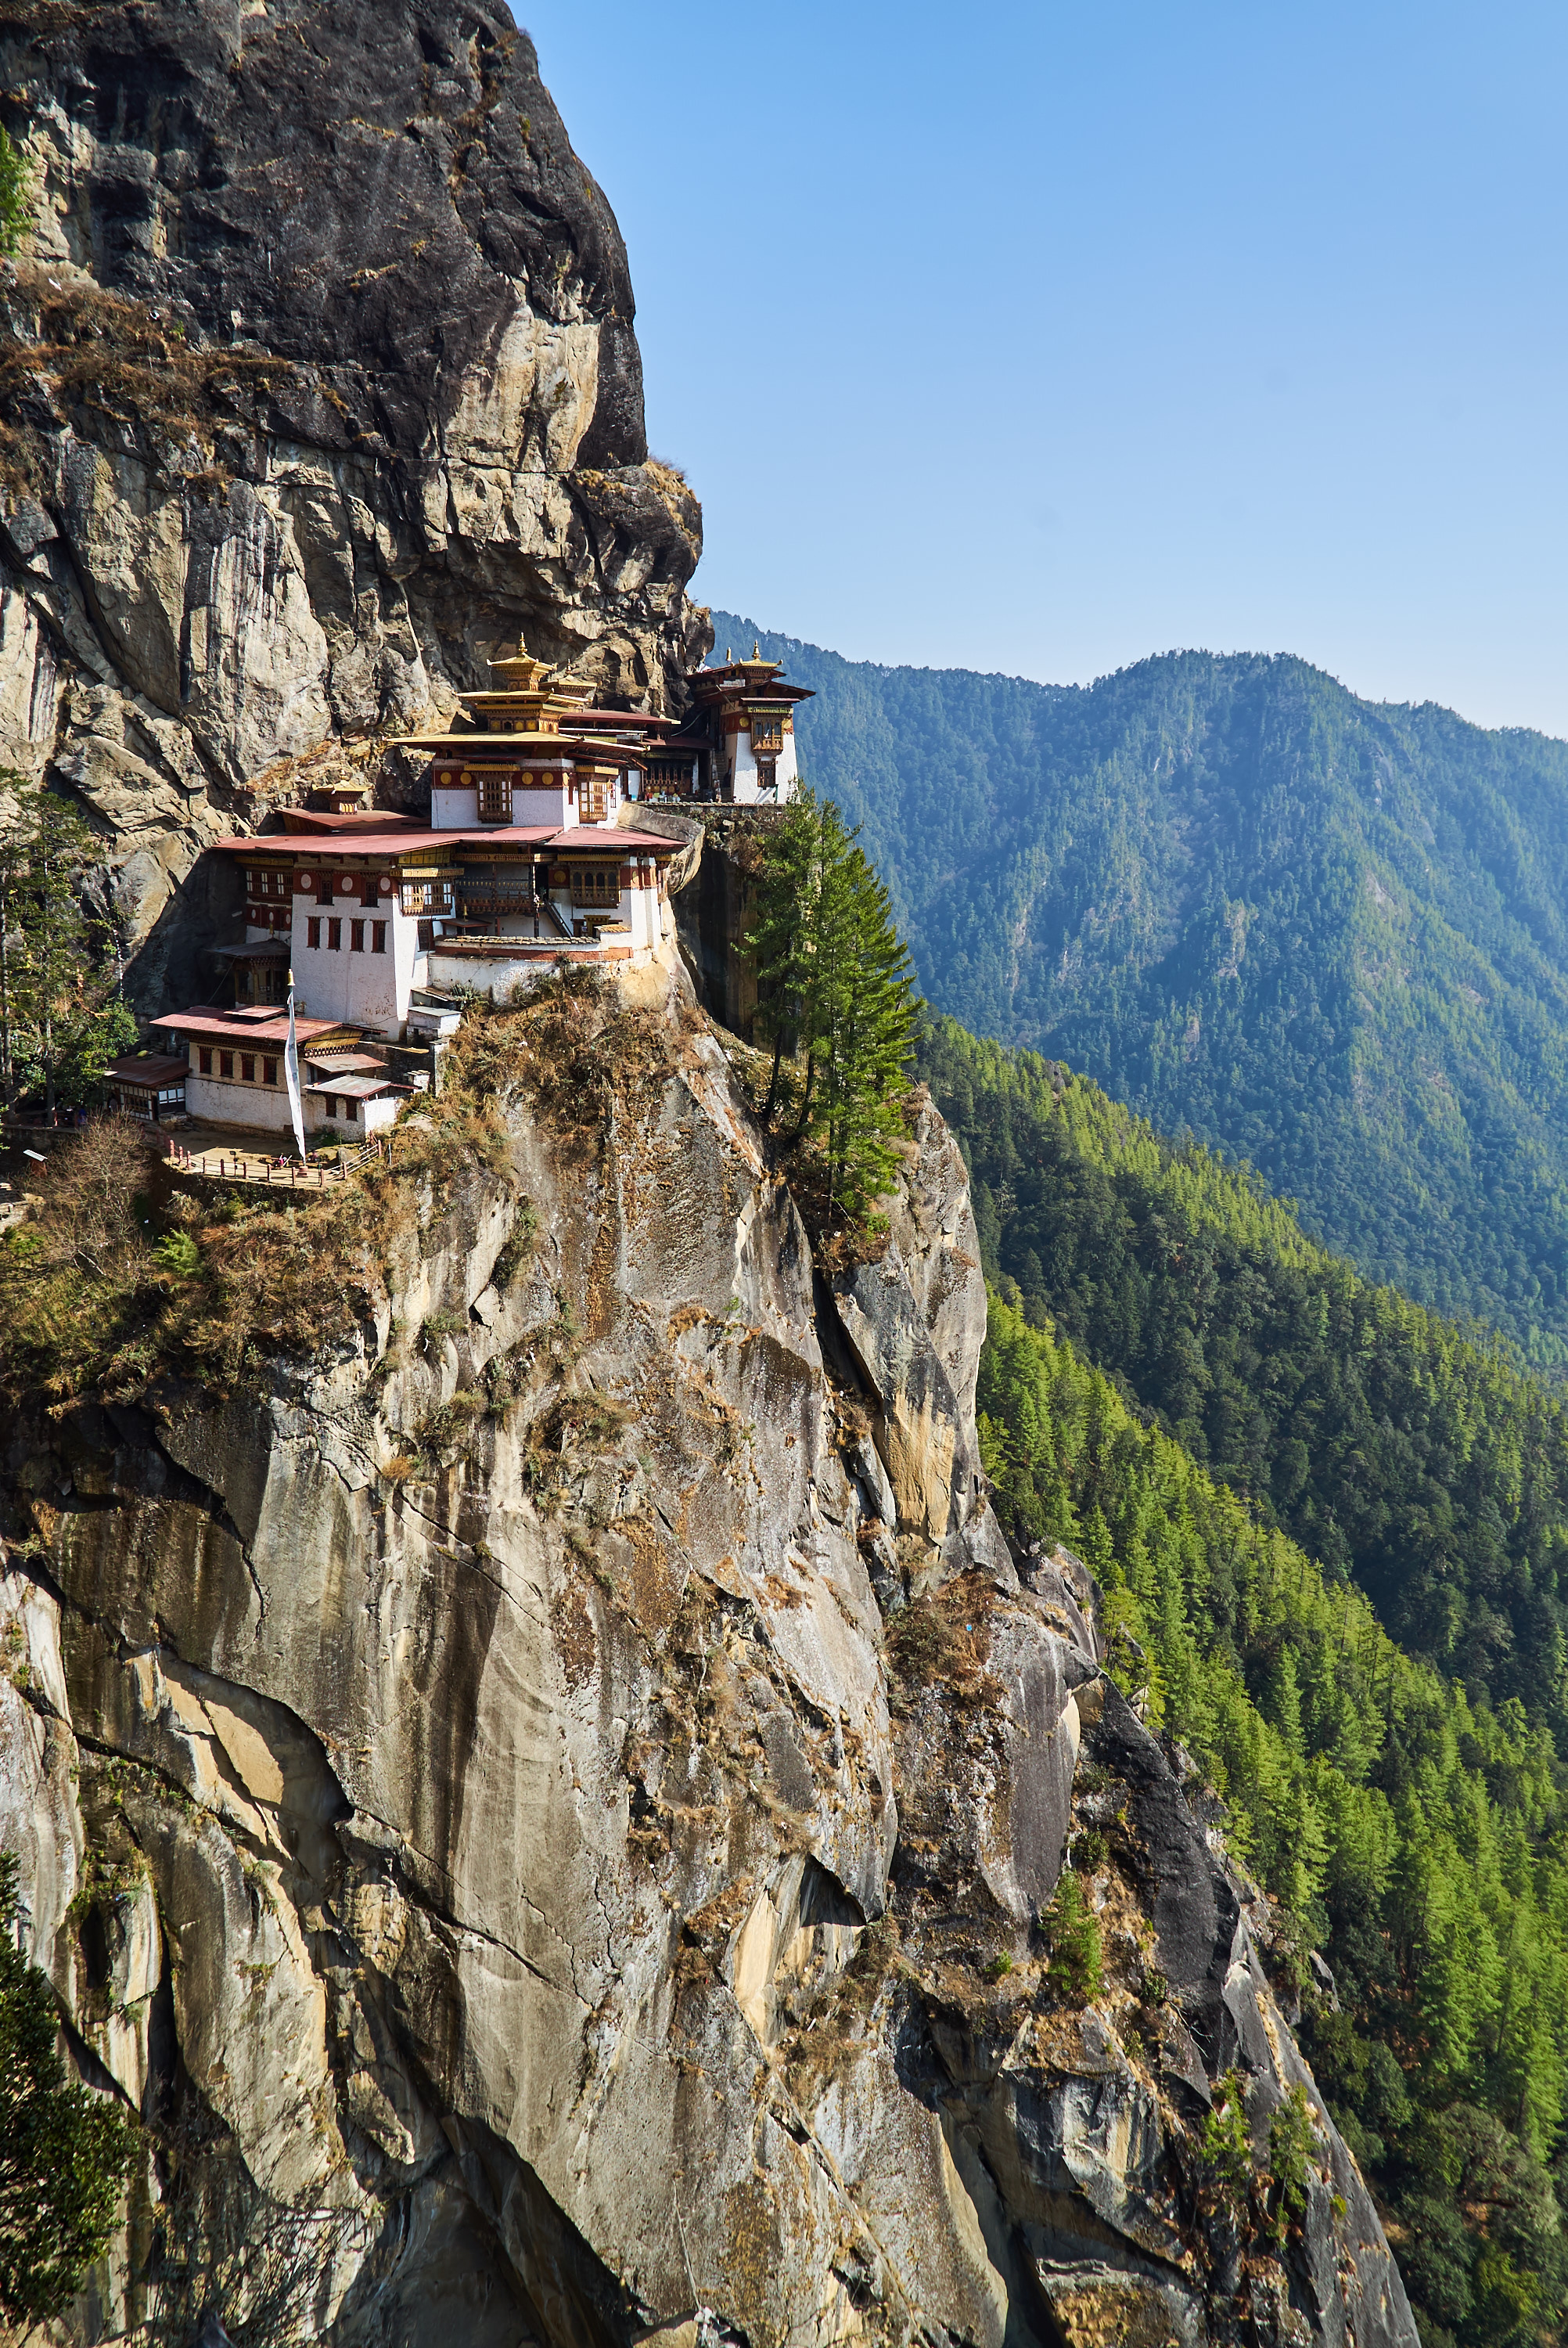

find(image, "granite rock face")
[0,0,709,997]
[2,967,1416,2347]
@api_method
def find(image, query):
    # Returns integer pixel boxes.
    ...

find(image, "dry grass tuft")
[884,1572,1001,1714]
[0,265,296,489]
[446,964,681,1147]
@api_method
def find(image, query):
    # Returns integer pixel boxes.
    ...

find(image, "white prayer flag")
[283,973,307,1161]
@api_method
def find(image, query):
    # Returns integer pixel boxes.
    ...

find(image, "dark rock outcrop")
[0,0,710,994]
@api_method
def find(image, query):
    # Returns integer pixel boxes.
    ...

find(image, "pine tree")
[818,837,918,1217]
[0,129,29,258]
[746,791,917,1221]
[0,780,132,1113]
[0,1852,135,2320]
[746,793,822,1123]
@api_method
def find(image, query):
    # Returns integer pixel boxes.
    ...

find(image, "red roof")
[215,828,445,856]
[149,1007,351,1045]
[277,809,390,834]
[402,733,638,759]
[209,825,680,857]
[106,1053,189,1086]
[548,827,682,852]
[566,710,681,731]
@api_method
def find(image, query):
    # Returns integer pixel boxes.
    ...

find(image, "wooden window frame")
[477,770,512,823]
[570,866,618,909]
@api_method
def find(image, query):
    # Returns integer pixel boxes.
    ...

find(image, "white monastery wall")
[730,728,759,802]
[183,1071,301,1134]
[728,725,797,805]
[509,785,572,825]
[290,898,413,1032]
[430,781,625,829]
[624,871,664,949]
[430,785,480,826]
[313,1090,400,1137]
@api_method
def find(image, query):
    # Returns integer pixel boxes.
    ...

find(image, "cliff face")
[2,954,1417,2348]
[0,0,708,1000]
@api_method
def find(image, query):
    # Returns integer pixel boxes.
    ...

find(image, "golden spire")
[487,643,552,691]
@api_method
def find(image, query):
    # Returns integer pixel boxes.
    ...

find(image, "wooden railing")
[163,1136,387,1187]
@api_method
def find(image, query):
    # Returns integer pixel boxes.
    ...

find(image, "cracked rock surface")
[3,962,1416,2346]
[0,0,708,1005]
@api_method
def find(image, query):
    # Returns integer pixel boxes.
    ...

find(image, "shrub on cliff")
[0,974,646,1406]
[0,1851,135,2321]
[0,131,29,258]
[1041,1868,1102,2004]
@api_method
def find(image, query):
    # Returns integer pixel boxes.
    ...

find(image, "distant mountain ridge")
[708,611,1568,1369]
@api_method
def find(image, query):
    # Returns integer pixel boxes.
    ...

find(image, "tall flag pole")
[283,969,307,1161]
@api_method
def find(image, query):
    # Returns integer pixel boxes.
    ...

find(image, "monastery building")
[106,643,811,1140]
[643,646,813,803]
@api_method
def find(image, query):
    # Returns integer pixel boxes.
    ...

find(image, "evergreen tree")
[746,793,822,1122]
[0,779,133,1113]
[0,1852,135,2320]
[747,791,917,1219]
[0,128,29,257]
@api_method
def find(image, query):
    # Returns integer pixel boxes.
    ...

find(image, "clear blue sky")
[515,2,1567,736]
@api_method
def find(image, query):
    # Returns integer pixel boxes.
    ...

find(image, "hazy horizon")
[704,606,1568,747]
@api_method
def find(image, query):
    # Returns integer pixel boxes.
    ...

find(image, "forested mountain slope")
[917,1016,1568,2347]
[710,614,1568,1370]
[916,1016,1568,1740]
